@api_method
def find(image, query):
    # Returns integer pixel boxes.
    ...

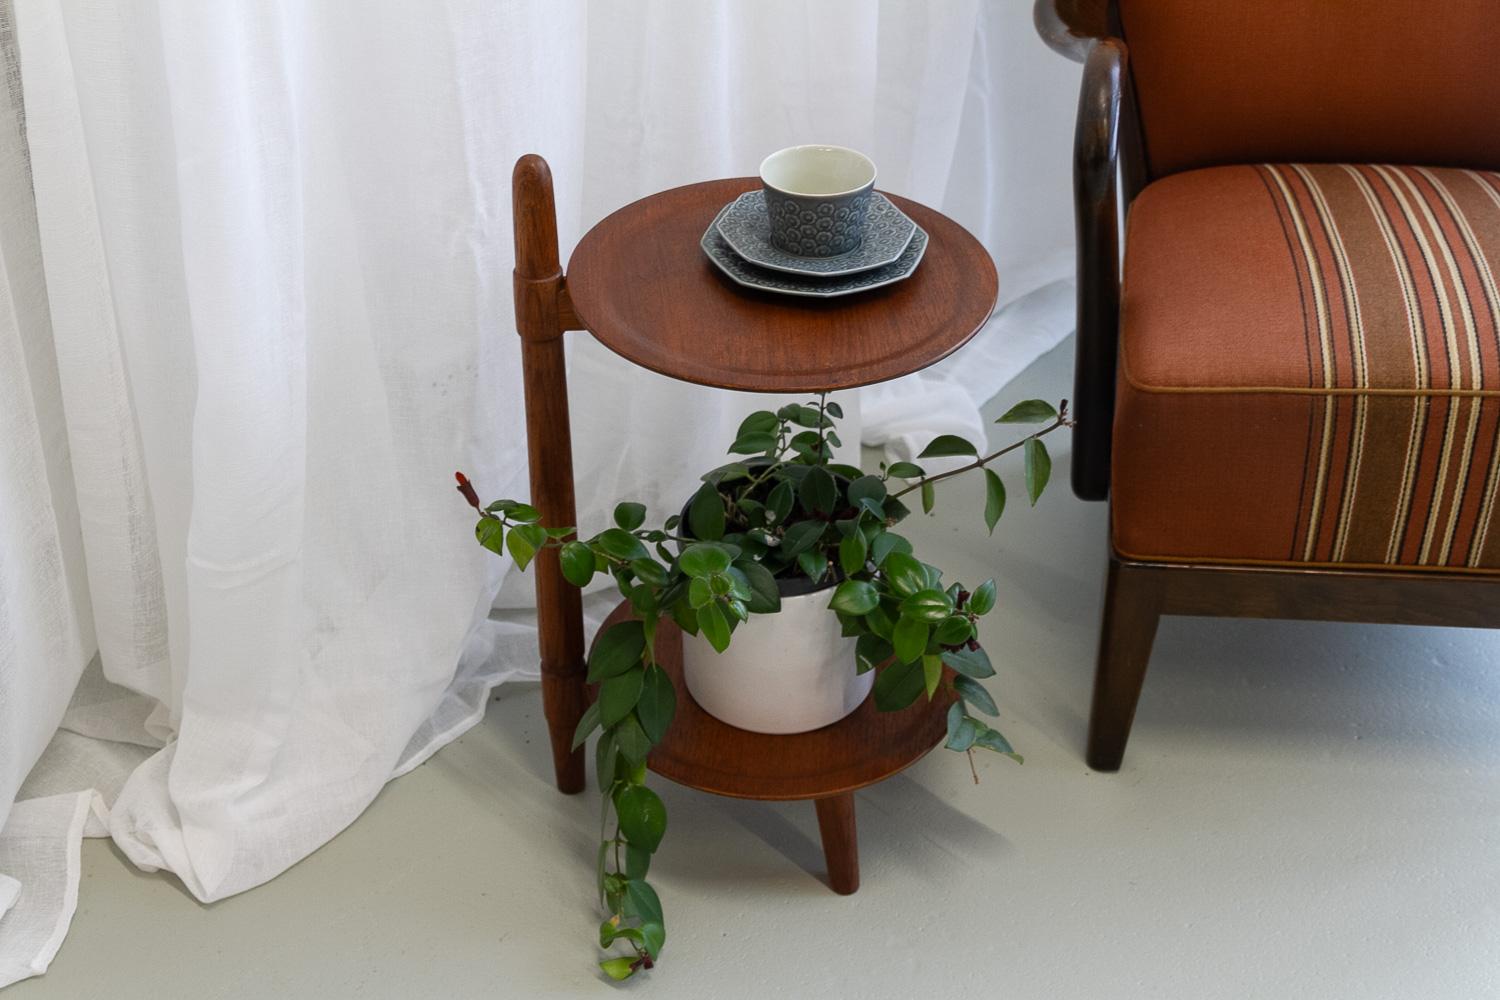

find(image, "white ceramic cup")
[758,145,878,257]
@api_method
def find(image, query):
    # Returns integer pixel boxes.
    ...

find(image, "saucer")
[715,190,917,277]
[700,203,927,299]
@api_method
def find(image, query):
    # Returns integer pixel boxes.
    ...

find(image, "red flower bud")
[455,471,481,510]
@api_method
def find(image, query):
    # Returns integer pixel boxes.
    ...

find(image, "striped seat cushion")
[1113,163,1500,572]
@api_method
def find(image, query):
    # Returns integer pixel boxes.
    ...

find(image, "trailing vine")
[457,396,1067,981]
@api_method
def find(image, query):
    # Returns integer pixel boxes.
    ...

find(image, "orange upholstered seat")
[1113,164,1500,571]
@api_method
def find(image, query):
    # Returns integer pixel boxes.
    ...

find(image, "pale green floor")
[12,340,1500,999]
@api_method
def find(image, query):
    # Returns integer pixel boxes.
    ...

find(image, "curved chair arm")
[1034,1,1138,501]
[1034,0,1110,62]
[1070,38,1128,500]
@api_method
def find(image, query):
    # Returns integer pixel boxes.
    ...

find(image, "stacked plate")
[700,190,927,299]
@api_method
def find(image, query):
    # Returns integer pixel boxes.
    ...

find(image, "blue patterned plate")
[701,203,927,299]
[715,190,917,277]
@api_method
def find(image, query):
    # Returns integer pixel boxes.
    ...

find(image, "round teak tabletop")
[565,178,998,393]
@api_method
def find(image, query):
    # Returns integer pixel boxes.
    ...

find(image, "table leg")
[814,793,859,895]
[513,154,586,795]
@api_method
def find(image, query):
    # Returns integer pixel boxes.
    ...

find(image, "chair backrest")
[1117,0,1500,178]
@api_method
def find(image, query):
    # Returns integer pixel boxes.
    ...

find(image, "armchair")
[1036,0,1500,770]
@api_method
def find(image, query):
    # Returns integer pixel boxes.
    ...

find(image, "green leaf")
[922,654,943,699]
[559,541,595,587]
[781,403,826,428]
[901,588,954,623]
[595,528,648,562]
[697,603,731,652]
[847,475,887,507]
[882,552,927,598]
[613,713,652,766]
[629,558,669,587]
[996,398,1058,424]
[799,466,837,515]
[874,658,925,711]
[702,461,750,486]
[766,480,795,525]
[1024,438,1051,506]
[946,715,979,751]
[729,431,778,455]
[688,484,726,541]
[945,700,965,744]
[892,616,929,664]
[613,502,647,531]
[839,530,868,575]
[780,519,825,558]
[825,400,844,418]
[614,784,667,853]
[624,878,665,926]
[829,579,879,615]
[505,523,546,571]
[734,559,781,614]
[599,918,643,949]
[595,731,619,789]
[625,844,652,880]
[973,724,1016,755]
[599,957,637,981]
[855,633,893,674]
[983,468,1006,535]
[967,578,997,616]
[788,429,824,461]
[941,645,995,679]
[864,603,896,641]
[570,701,601,751]
[587,620,647,683]
[599,667,645,727]
[737,410,780,437]
[639,920,666,960]
[918,434,979,459]
[797,549,829,585]
[887,461,925,479]
[678,542,732,578]
[870,531,911,567]
[955,674,998,716]
[494,501,540,523]
[636,664,677,743]
[921,479,936,515]
[475,518,505,555]
[934,614,973,646]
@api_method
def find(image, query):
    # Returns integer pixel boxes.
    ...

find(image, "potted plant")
[456,394,1067,981]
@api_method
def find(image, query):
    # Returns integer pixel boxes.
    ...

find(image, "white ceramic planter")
[680,584,872,734]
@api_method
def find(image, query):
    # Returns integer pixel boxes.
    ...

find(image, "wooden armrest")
[1035,1,1142,501]
[1034,0,1111,63]
[1070,38,1127,501]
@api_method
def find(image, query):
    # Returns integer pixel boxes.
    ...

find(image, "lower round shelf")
[593,601,951,801]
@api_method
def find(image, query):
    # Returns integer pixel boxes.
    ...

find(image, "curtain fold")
[0,0,1078,985]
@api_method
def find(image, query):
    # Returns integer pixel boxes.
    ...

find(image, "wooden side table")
[511,154,998,894]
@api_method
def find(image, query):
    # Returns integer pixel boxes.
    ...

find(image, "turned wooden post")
[814,793,860,894]
[512,154,587,794]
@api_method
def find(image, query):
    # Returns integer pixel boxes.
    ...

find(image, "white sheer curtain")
[0,0,1077,986]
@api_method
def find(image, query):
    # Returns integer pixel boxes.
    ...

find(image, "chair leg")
[814,793,859,895]
[1086,557,1163,772]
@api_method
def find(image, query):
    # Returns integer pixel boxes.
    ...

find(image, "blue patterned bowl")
[758,145,876,258]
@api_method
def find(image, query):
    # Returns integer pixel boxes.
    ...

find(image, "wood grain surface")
[565,178,998,393]
[590,601,952,801]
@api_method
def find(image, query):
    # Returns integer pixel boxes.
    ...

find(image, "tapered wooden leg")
[514,154,586,794]
[1086,556,1164,772]
[814,793,859,895]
